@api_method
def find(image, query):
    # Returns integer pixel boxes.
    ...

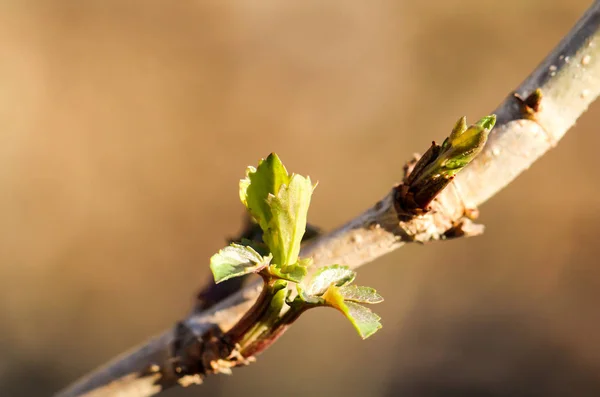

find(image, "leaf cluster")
[210,153,383,339]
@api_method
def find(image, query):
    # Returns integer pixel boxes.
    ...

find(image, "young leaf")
[338,285,384,304]
[343,302,382,339]
[441,116,467,151]
[322,284,382,339]
[263,282,289,328]
[305,265,356,296]
[295,284,323,304]
[239,153,290,229]
[438,114,496,174]
[239,153,314,269]
[411,114,496,189]
[210,243,270,284]
[266,173,314,267]
[267,263,306,283]
[266,257,311,283]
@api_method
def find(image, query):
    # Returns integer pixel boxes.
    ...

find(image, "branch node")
[514,88,543,119]
[162,321,237,388]
[395,142,452,219]
[443,216,485,239]
[395,147,437,218]
[395,114,494,220]
[514,89,558,147]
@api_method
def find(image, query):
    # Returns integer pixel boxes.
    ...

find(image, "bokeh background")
[1,1,600,396]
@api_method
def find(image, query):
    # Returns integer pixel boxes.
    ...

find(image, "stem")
[225,277,277,344]
[239,303,307,358]
[225,277,290,360]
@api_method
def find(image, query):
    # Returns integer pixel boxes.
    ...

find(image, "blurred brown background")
[1,1,600,396]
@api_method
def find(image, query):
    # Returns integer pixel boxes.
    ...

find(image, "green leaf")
[305,265,356,296]
[210,243,270,284]
[268,257,312,283]
[239,153,290,228]
[268,264,304,283]
[338,285,384,304]
[322,284,382,339]
[238,153,314,270]
[266,173,314,267]
[265,282,288,326]
[343,302,382,339]
[295,284,323,304]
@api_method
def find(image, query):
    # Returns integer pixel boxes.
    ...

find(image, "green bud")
[450,116,468,139]
[442,116,468,151]
[404,114,496,211]
[440,114,496,173]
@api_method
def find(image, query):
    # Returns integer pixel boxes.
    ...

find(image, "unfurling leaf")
[322,284,382,339]
[239,153,315,269]
[263,281,289,328]
[267,257,311,283]
[266,173,314,267]
[304,265,356,296]
[442,116,467,151]
[406,115,496,210]
[438,114,496,174]
[239,153,289,228]
[210,243,270,283]
[338,285,384,304]
[295,284,323,304]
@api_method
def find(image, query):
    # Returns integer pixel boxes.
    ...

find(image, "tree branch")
[56,1,600,396]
